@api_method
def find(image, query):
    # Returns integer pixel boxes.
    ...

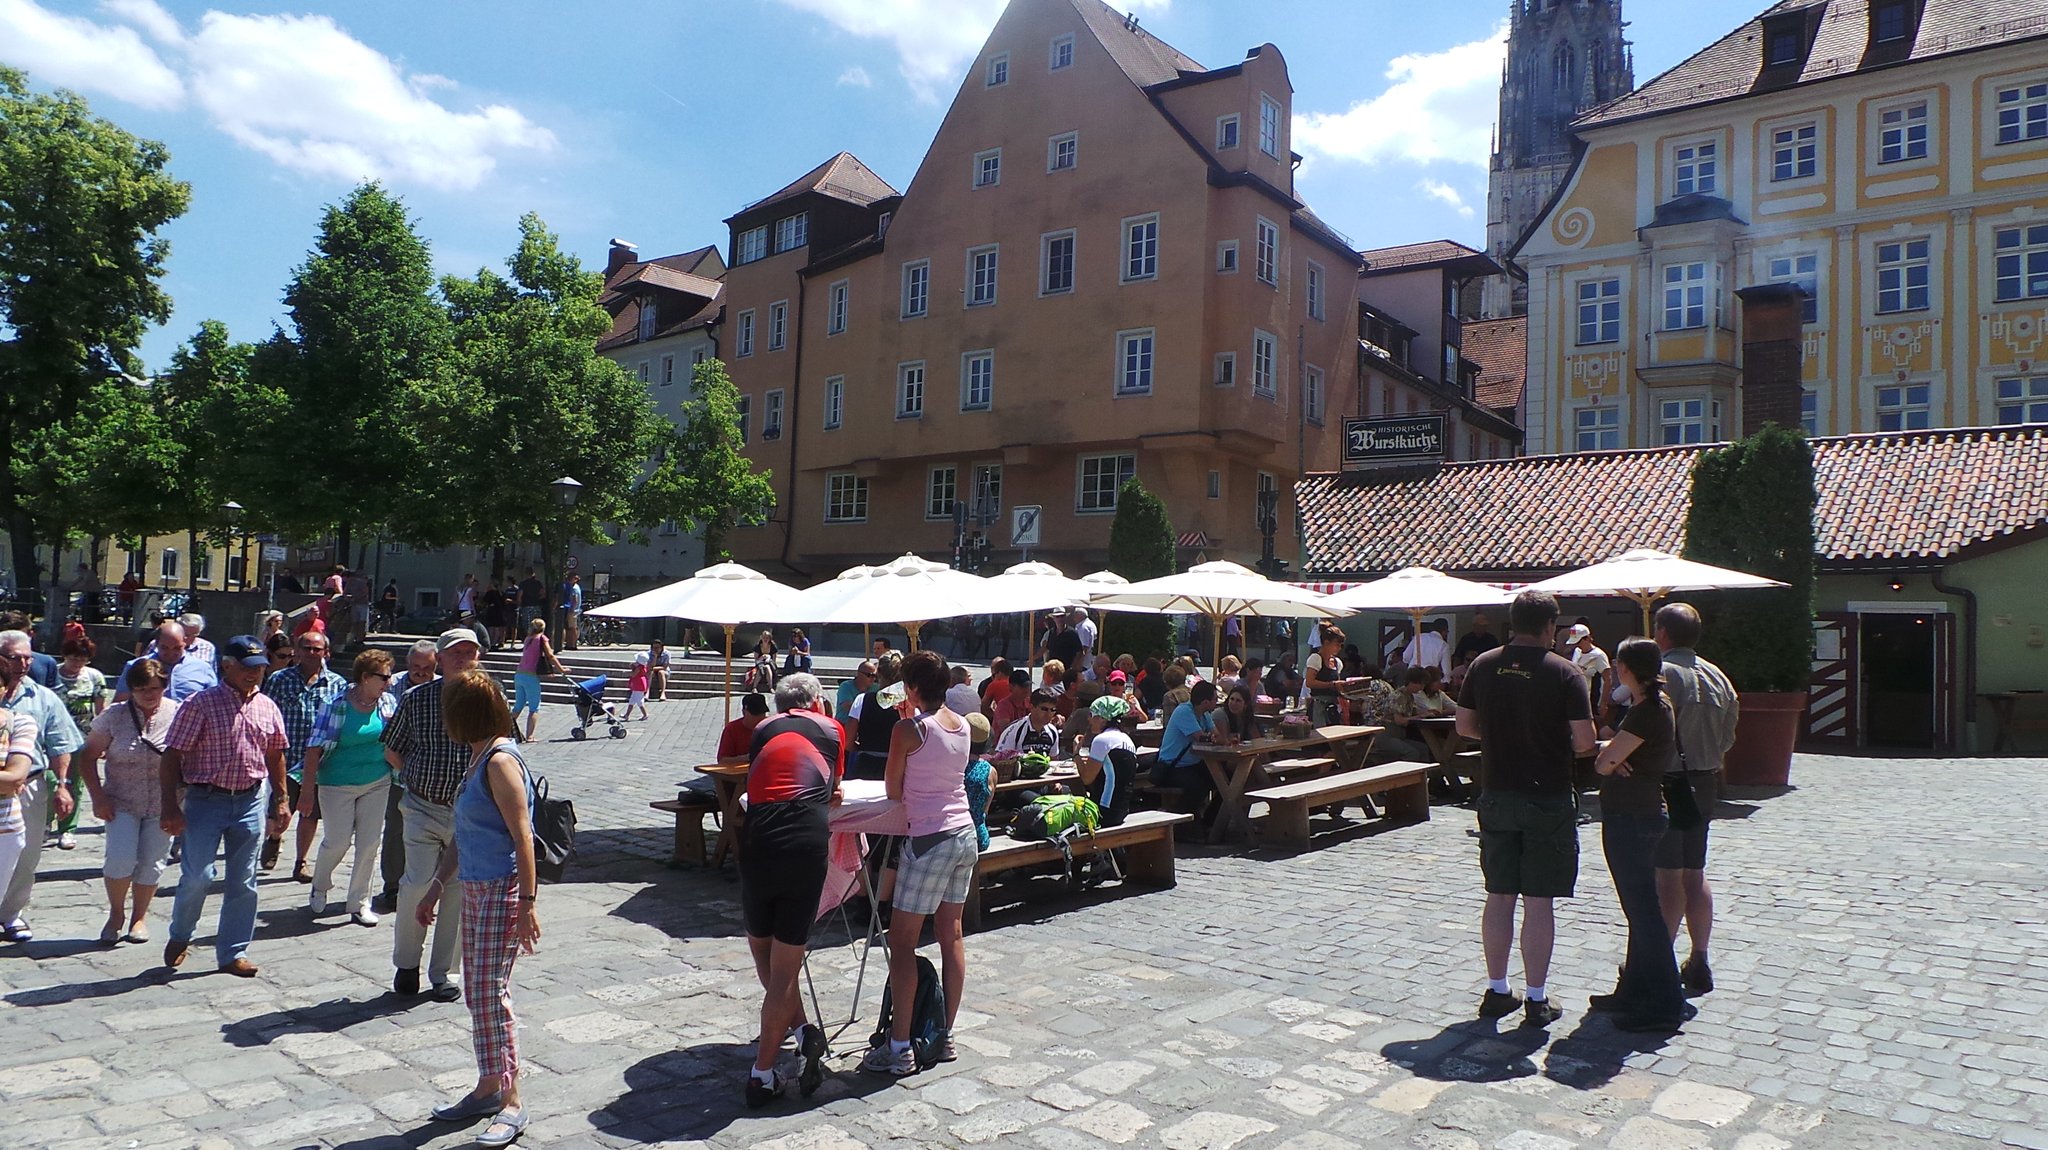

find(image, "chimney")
[606,238,639,277]
[1736,283,1807,436]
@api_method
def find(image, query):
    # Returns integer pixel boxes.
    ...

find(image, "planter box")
[1724,690,1807,786]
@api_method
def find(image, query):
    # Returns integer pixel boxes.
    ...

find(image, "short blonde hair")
[442,669,512,744]
[1220,654,1242,674]
[1043,659,1065,679]
[352,648,394,683]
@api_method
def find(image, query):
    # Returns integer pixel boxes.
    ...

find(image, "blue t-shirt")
[454,740,536,882]
[120,654,218,702]
[1158,702,1216,768]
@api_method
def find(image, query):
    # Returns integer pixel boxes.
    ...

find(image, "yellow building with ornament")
[1515,0,2048,453]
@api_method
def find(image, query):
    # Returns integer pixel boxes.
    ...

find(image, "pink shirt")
[0,711,38,834]
[902,712,972,837]
[166,685,287,789]
[518,633,548,673]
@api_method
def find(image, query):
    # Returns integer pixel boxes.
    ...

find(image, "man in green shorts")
[1456,590,1595,1028]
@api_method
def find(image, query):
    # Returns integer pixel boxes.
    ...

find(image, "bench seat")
[965,810,1191,931]
[1246,761,1432,850]
[650,795,720,868]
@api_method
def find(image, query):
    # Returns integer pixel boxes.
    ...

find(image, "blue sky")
[0,0,1742,371]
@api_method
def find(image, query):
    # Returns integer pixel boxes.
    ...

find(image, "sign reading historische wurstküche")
[1343,414,1447,469]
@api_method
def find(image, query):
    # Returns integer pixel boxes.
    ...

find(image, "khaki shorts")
[1477,791,1579,898]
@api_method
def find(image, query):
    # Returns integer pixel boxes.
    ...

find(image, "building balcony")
[1639,325,1740,388]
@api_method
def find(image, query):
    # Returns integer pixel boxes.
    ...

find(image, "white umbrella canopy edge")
[1528,548,1788,633]
[1323,566,1517,613]
[580,561,804,722]
[1087,560,1349,673]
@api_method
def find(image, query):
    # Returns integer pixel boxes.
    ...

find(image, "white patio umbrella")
[787,554,991,652]
[978,562,1099,668]
[1076,570,1171,614]
[586,561,803,721]
[1088,559,1348,674]
[1326,566,1516,666]
[1529,548,1788,633]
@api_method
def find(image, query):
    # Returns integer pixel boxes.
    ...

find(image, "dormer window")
[1872,0,1914,44]
[1762,10,1813,70]
[637,297,657,341]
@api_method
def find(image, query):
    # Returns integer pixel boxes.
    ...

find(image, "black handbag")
[1663,720,1705,831]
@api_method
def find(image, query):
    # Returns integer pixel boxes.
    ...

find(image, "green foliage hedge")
[1101,478,1175,662]
[1682,425,1817,693]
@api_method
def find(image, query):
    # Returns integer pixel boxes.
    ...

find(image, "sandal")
[475,1108,528,1147]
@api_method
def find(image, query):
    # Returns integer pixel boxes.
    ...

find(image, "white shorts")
[626,689,648,706]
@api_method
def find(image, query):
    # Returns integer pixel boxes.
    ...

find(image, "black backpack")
[484,743,577,883]
[870,954,948,1069]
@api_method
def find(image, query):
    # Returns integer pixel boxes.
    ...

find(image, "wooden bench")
[1247,761,1433,850]
[649,793,722,867]
[1259,756,1336,784]
[963,810,1192,932]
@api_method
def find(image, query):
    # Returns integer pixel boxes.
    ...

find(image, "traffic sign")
[1010,505,1042,548]
[261,544,287,562]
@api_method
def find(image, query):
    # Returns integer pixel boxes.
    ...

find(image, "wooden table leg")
[1207,755,1260,844]
[1988,697,2016,755]
[709,778,743,867]
[1327,735,1378,818]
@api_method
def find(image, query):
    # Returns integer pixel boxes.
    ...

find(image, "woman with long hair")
[1590,637,1687,1033]
[1216,683,1263,746]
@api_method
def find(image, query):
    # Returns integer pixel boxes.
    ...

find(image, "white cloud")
[0,0,184,108]
[1294,24,1508,170]
[775,0,1171,102]
[100,0,183,46]
[1419,179,1475,218]
[837,65,873,88]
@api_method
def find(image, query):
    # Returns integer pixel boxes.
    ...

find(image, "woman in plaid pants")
[419,670,540,1147]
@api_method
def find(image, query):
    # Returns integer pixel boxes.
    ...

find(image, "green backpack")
[1010,794,1101,841]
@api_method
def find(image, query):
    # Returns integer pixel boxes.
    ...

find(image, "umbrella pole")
[863,623,870,657]
[722,624,736,723]
[1212,615,1224,680]
[907,621,923,653]
[1632,592,1656,636]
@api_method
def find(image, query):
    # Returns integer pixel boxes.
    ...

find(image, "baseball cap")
[222,634,269,668]
[1563,624,1590,644]
[437,628,483,655]
[1108,669,1128,684]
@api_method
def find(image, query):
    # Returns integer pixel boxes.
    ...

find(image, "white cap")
[1564,624,1590,645]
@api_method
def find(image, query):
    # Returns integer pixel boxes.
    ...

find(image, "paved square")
[3,692,2044,1149]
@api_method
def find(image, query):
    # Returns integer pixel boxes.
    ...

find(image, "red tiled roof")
[1462,317,1526,415]
[1358,239,1496,276]
[1580,0,2048,129]
[1298,426,2048,576]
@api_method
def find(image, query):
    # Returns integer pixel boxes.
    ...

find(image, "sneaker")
[57,832,77,850]
[1680,954,1714,995]
[797,1023,828,1097]
[744,1069,786,1109]
[351,907,380,927]
[1523,998,1564,1028]
[1477,988,1522,1019]
[859,1041,916,1077]
[934,1032,958,1064]
[307,891,329,915]
[394,967,421,996]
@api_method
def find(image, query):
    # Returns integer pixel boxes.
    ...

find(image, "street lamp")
[550,477,582,640]
[221,501,245,592]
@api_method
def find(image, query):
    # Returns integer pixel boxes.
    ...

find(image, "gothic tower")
[1481,0,1633,318]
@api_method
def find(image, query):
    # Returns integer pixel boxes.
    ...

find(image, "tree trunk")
[491,545,507,585]
[336,521,352,571]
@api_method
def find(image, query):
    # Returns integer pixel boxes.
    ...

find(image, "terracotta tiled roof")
[1359,239,1496,275]
[1298,426,2048,577]
[606,263,722,301]
[737,152,899,216]
[1070,0,1203,88]
[1462,317,1526,415]
[1580,0,2048,129]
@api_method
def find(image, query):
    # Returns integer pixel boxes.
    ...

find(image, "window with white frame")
[1307,261,1325,320]
[1214,352,1236,387]
[1880,100,1929,163]
[1575,406,1620,451]
[986,53,1008,87]
[638,298,658,340]
[227,554,247,586]
[1217,114,1239,150]
[1673,140,1717,196]
[1115,329,1155,396]
[1876,382,1931,430]
[416,588,441,610]
[1216,240,1239,273]
[1304,364,1325,423]
[1577,277,1622,343]
[1772,122,1819,181]
[1254,218,1278,285]
[1252,329,1277,397]
[1661,262,1710,330]
[1048,131,1077,172]
[1041,230,1075,295]
[827,280,849,334]
[897,362,926,418]
[1997,81,2048,145]
[826,474,869,522]
[1876,237,1931,313]
[763,389,784,439]
[1077,454,1136,513]
[736,394,751,444]
[1049,33,1074,71]
[194,550,213,584]
[736,309,755,356]
[1658,397,1720,444]
[974,148,1001,188]
[902,260,929,318]
[1997,376,2048,423]
[1258,95,1281,157]
[1801,389,1819,435]
[824,376,844,430]
[1994,224,2048,302]
[693,347,707,364]
[767,300,788,351]
[660,355,675,386]
[773,213,807,253]
[962,350,994,411]
[1122,214,1158,282]
[967,245,999,307]
[927,466,958,520]
[658,520,679,537]
[736,225,768,264]
[972,464,1002,514]
[1768,252,1821,323]
[384,541,405,556]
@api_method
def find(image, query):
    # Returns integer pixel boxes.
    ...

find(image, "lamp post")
[550,477,582,639]
[221,501,245,593]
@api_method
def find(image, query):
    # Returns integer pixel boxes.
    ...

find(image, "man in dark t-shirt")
[1454,612,1503,663]
[1455,590,1595,1028]
[739,673,842,1105]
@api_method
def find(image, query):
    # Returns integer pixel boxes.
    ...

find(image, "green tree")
[1102,477,1175,660]
[0,67,190,591]
[1683,424,1817,692]
[641,358,774,563]
[247,182,448,561]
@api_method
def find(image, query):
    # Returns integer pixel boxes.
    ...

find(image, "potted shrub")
[1683,426,1816,786]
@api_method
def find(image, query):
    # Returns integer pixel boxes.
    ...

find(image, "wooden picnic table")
[991,768,1080,796]
[1409,715,1473,795]
[694,759,750,867]
[1984,691,2048,754]
[1191,724,1382,844]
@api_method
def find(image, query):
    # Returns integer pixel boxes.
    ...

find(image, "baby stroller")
[564,673,628,740]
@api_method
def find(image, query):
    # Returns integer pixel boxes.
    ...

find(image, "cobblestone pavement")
[3,694,2045,1150]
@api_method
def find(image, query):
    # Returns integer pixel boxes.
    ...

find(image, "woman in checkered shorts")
[419,670,540,1147]
[861,650,976,1077]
